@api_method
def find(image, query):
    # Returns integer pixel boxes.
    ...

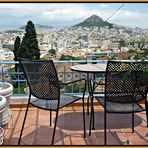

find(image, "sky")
[0,3,148,29]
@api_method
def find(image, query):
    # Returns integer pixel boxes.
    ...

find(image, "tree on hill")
[13,36,21,61]
[13,36,21,73]
[48,48,57,55]
[119,38,126,52]
[20,21,40,59]
[60,54,79,60]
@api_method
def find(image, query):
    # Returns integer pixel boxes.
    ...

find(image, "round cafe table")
[71,63,107,94]
[70,62,107,99]
[71,63,107,129]
[71,63,107,74]
[70,63,107,97]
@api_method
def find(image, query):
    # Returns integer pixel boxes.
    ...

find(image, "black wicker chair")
[89,60,148,145]
[18,59,86,145]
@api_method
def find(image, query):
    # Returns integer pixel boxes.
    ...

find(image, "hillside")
[74,15,113,28]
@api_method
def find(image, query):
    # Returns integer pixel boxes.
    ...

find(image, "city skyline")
[0,3,148,29]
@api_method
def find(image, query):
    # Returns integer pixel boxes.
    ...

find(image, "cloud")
[41,4,88,21]
[108,10,148,28]
[100,4,108,8]
[0,3,148,28]
[0,3,91,27]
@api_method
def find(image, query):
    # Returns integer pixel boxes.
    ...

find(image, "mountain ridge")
[19,24,53,30]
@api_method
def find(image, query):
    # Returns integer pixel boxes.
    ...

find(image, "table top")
[71,63,107,73]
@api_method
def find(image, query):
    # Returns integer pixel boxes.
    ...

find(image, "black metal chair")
[18,59,86,145]
[89,60,148,145]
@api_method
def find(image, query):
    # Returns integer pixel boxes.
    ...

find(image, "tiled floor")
[2,105,148,145]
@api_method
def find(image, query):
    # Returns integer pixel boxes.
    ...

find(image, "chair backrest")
[105,61,148,103]
[19,59,60,100]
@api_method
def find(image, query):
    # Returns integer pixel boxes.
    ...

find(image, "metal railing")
[0,60,107,96]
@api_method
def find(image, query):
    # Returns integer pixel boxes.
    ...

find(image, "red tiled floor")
[2,105,148,145]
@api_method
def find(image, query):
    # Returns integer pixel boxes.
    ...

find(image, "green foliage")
[129,40,145,49]
[48,48,57,55]
[110,54,117,60]
[128,49,135,53]
[124,48,148,82]
[20,21,40,60]
[140,41,145,49]
[128,39,148,60]
[142,48,148,59]
[13,82,26,94]
[13,36,21,60]
[131,49,148,60]
[41,57,48,61]
[92,57,97,60]
[93,48,98,52]
[13,36,21,72]
[8,67,15,72]
[129,40,135,48]
[119,38,126,49]
[65,83,84,93]
[60,54,79,60]
[8,67,26,94]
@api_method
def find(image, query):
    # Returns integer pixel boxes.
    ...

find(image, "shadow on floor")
[4,126,68,145]
[83,131,124,145]
[56,111,143,131]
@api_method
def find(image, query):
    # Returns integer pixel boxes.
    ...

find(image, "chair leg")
[87,96,89,115]
[92,101,95,130]
[145,99,148,127]
[87,73,90,115]
[82,98,86,138]
[50,110,52,126]
[51,110,59,145]
[18,102,30,145]
[104,111,107,145]
[146,107,148,127]
[89,97,93,136]
[132,112,134,133]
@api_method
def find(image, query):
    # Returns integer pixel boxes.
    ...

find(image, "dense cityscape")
[0,14,148,61]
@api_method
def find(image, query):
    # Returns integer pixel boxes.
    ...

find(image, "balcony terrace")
[0,60,147,145]
[2,105,148,145]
